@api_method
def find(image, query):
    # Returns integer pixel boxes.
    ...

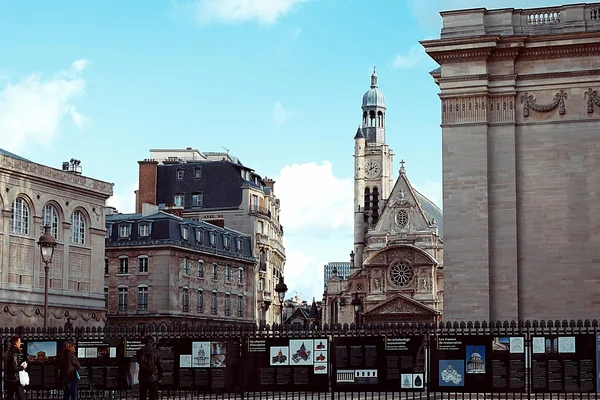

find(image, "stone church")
[323,70,444,325]
[421,3,600,322]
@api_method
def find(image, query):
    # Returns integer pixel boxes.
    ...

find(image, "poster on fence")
[384,336,426,391]
[429,335,526,393]
[241,337,329,392]
[531,334,596,393]
[331,336,384,392]
[172,338,240,393]
[21,339,68,389]
[75,339,124,390]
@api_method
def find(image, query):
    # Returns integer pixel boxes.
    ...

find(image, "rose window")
[389,260,414,287]
[395,210,409,228]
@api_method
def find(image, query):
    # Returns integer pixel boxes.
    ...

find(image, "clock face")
[365,159,381,178]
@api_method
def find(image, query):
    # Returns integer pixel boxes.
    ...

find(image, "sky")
[0,0,582,302]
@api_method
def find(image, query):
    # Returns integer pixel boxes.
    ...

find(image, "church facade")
[421,3,600,322]
[323,71,444,325]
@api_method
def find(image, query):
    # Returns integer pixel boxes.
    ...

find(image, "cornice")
[520,43,600,60]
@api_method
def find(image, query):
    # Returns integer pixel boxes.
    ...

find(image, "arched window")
[371,187,380,224]
[197,288,204,313]
[369,110,376,127]
[182,287,190,312]
[363,111,368,126]
[42,204,59,239]
[10,197,29,235]
[377,111,384,127]
[70,210,86,245]
[363,187,371,223]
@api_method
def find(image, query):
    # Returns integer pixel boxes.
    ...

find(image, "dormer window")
[192,193,203,207]
[223,235,230,250]
[177,169,184,180]
[236,237,243,253]
[139,223,150,237]
[181,226,189,240]
[196,228,204,245]
[119,224,131,238]
[174,194,184,207]
[194,167,202,179]
[209,232,217,247]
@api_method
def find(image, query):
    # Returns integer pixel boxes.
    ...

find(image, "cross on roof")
[400,159,405,168]
[373,64,376,74]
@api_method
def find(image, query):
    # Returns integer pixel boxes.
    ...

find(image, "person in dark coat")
[4,336,27,400]
[136,336,163,400]
[59,340,81,400]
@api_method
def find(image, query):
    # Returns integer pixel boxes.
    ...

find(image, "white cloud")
[276,161,353,233]
[273,101,294,125]
[188,0,309,25]
[392,45,424,69]
[415,180,442,209]
[107,181,138,214]
[0,59,90,153]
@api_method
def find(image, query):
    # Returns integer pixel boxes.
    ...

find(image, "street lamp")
[351,292,362,326]
[38,225,57,328]
[275,276,288,326]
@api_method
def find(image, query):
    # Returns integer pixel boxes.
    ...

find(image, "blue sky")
[0,0,581,302]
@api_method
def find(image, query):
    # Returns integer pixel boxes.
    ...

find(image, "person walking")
[136,336,163,400]
[4,336,27,400]
[59,340,81,400]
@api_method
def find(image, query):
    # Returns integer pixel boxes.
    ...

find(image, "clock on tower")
[365,159,381,178]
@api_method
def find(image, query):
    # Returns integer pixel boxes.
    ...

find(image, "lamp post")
[351,292,362,326]
[37,225,57,328]
[275,276,288,326]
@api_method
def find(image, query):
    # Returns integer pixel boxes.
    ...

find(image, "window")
[174,194,184,207]
[183,258,190,275]
[192,193,203,207]
[119,225,130,238]
[138,256,148,273]
[70,210,86,245]
[177,169,184,180]
[225,293,231,316]
[104,257,109,275]
[194,167,202,179]
[251,194,259,211]
[196,229,204,245]
[198,290,204,313]
[182,226,189,240]
[211,291,217,315]
[106,224,112,239]
[224,235,230,249]
[118,256,129,274]
[138,286,148,311]
[139,223,150,237]
[258,220,264,234]
[10,197,29,235]
[198,260,204,278]
[237,295,243,317]
[182,288,189,312]
[236,237,243,253]
[42,204,59,239]
[225,265,231,282]
[104,287,109,309]
[209,232,217,246]
[238,267,244,285]
[259,278,265,291]
[118,287,128,311]
[212,263,217,280]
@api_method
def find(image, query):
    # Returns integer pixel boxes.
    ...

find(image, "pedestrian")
[4,336,27,400]
[136,336,163,400]
[59,340,81,400]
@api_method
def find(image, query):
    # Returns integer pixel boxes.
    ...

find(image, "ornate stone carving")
[489,96,515,123]
[442,96,488,124]
[584,88,600,113]
[520,90,567,117]
[370,298,420,314]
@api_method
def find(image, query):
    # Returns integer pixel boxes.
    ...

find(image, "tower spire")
[370,65,378,88]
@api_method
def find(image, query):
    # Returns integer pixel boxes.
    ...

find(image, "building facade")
[136,149,285,325]
[421,3,600,321]
[0,149,113,327]
[105,204,255,326]
[323,262,351,291]
[324,72,444,325]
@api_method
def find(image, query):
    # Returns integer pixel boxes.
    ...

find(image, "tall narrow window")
[225,294,231,316]
[104,257,109,275]
[236,237,243,253]
[238,267,244,285]
[211,291,218,315]
[42,204,59,239]
[70,210,86,245]
[212,263,218,280]
[104,287,109,309]
[225,265,231,282]
[192,193,203,207]
[176,169,184,180]
[198,260,204,278]
[10,197,29,235]
[197,289,204,313]
[182,288,189,312]
[251,194,259,211]
[194,167,202,179]
[118,256,129,274]
[183,258,190,275]
[138,286,148,311]
[209,232,217,246]
[237,295,243,317]
[118,287,128,311]
[223,235,230,249]
[138,256,148,273]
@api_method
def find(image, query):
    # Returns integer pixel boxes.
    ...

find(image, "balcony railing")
[249,205,272,218]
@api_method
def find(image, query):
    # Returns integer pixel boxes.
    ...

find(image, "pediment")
[364,294,439,316]
[365,245,437,267]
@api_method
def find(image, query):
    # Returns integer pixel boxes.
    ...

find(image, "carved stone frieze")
[520,90,567,117]
[368,298,420,314]
[584,88,600,114]
[489,96,515,123]
[442,96,488,124]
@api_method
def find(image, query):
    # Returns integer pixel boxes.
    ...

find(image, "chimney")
[159,204,184,218]
[137,159,159,213]
[264,177,275,194]
[141,203,160,217]
[204,218,225,228]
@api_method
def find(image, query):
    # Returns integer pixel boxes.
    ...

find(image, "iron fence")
[2,319,599,400]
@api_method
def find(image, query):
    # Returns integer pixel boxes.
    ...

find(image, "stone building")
[0,149,113,327]
[136,148,285,325]
[323,71,443,325]
[104,204,255,326]
[421,3,600,322]
[323,261,351,291]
